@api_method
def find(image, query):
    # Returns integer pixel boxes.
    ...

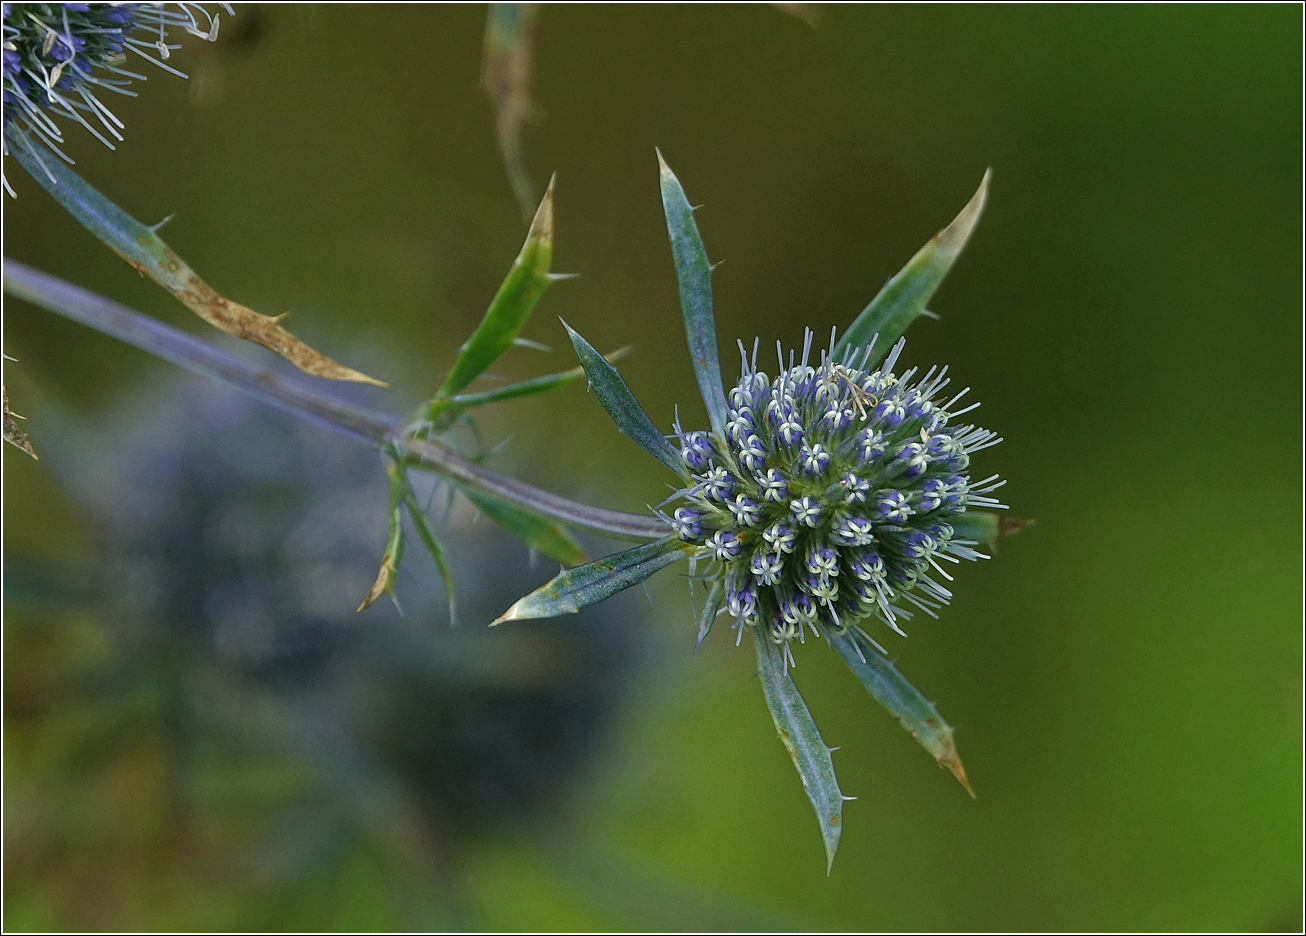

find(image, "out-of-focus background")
[3,4,1300,931]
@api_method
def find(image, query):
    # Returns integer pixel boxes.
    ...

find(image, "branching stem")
[3,259,669,542]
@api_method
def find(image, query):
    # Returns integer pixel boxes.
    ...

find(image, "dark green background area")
[3,4,1301,931]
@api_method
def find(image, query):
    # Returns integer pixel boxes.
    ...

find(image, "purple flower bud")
[728,493,762,527]
[727,578,760,622]
[804,544,839,576]
[830,516,875,547]
[707,529,743,561]
[874,491,911,523]
[849,549,886,582]
[855,428,886,464]
[699,466,735,502]
[671,507,706,541]
[749,548,784,585]
[789,496,821,528]
[875,396,907,429]
[737,434,767,472]
[680,432,715,472]
[758,467,789,502]
[762,521,797,554]
[799,443,830,476]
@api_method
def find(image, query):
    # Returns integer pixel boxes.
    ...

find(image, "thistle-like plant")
[495,152,1012,871]
[3,57,1023,865]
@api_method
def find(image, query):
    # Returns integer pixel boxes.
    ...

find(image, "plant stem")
[3,259,669,542]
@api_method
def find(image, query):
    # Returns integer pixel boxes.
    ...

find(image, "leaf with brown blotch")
[3,384,37,459]
[4,123,386,387]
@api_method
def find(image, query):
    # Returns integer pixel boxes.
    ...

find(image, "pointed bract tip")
[655,147,675,180]
[527,176,554,246]
[490,597,527,626]
[938,744,977,798]
[998,516,1036,538]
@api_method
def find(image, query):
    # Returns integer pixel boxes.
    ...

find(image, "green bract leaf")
[950,510,1035,551]
[444,347,630,416]
[437,178,556,404]
[381,446,457,622]
[753,629,845,874]
[459,485,588,568]
[4,125,385,386]
[358,465,408,612]
[492,537,687,623]
[656,150,729,439]
[835,169,991,366]
[828,627,974,796]
[695,577,724,649]
[562,320,685,478]
[950,509,1001,549]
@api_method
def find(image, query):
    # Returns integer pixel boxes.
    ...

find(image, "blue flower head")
[669,329,1005,664]
[2,2,228,192]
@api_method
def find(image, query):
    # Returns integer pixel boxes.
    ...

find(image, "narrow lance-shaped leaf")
[4,125,384,386]
[382,446,457,622]
[3,384,37,459]
[459,484,588,568]
[950,509,1035,551]
[656,150,728,439]
[835,169,991,366]
[754,629,845,874]
[827,627,974,796]
[562,320,685,478]
[358,465,408,612]
[493,537,688,623]
[443,346,630,416]
[434,177,557,409]
[695,577,725,649]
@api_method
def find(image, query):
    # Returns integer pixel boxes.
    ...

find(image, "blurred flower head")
[22,371,646,868]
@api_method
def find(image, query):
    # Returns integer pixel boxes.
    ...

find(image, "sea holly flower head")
[667,329,1005,663]
[496,153,1018,872]
[2,2,228,193]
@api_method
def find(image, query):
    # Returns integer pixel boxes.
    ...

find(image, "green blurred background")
[3,3,1301,931]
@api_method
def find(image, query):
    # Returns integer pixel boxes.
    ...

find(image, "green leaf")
[382,446,457,622]
[459,485,588,568]
[949,510,1035,551]
[949,510,1001,549]
[4,125,384,386]
[493,537,687,623]
[562,320,685,478]
[695,577,725,649]
[358,466,408,612]
[436,178,557,404]
[835,169,991,366]
[656,150,729,439]
[753,629,845,874]
[827,627,974,797]
[444,346,630,415]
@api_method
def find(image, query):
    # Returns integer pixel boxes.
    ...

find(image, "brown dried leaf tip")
[3,384,38,459]
[148,247,387,386]
[357,553,398,612]
[998,517,1036,538]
